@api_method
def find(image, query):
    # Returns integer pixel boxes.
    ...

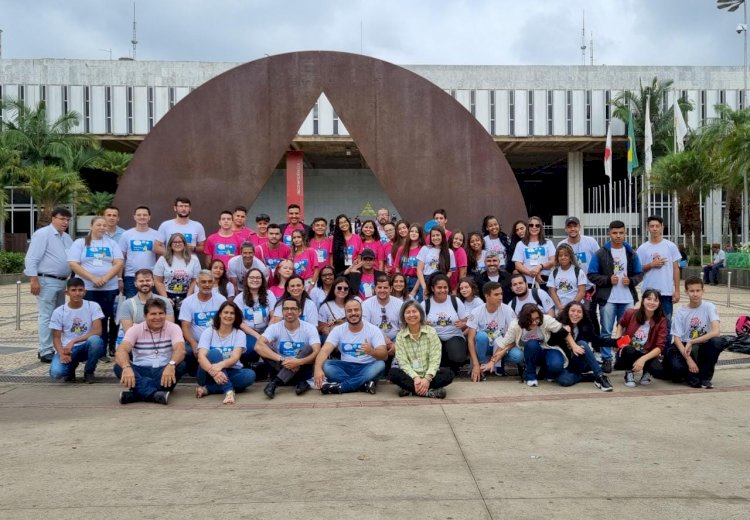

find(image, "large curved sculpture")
[116,51,527,231]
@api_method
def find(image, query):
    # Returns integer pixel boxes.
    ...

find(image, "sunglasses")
[528,223,541,228]
[335,286,349,291]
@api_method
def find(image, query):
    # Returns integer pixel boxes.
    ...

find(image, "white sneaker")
[624,371,636,388]
[640,372,652,385]
[526,379,538,387]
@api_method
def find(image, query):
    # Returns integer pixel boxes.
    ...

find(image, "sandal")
[195,386,208,399]
[222,390,236,405]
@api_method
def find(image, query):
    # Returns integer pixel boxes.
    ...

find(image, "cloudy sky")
[0,0,747,66]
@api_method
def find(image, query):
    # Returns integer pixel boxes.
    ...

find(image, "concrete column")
[567,151,584,219]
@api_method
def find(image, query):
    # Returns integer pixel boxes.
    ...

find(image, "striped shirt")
[394,325,442,380]
[123,321,184,368]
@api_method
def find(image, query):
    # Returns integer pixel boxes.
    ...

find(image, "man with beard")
[508,273,555,317]
[157,197,206,254]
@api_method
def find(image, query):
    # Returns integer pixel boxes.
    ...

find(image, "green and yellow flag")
[626,110,639,178]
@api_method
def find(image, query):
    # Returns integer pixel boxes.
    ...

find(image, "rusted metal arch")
[115,51,527,232]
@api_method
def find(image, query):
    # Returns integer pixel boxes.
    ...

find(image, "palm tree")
[21,164,90,227]
[694,104,750,241]
[90,149,132,180]
[612,77,693,162]
[651,149,719,256]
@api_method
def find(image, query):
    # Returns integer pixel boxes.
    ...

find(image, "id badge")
[345,253,353,266]
[253,309,264,326]
[316,249,326,263]
[363,284,373,298]
[412,359,420,370]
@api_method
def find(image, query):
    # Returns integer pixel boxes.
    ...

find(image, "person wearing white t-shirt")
[227,243,269,289]
[421,273,469,375]
[637,216,681,327]
[587,220,644,373]
[512,216,555,287]
[178,270,226,375]
[667,277,723,389]
[362,275,403,375]
[466,282,517,382]
[256,297,322,398]
[314,299,388,394]
[413,227,455,300]
[547,244,588,311]
[48,278,105,383]
[157,196,206,254]
[118,206,161,298]
[557,216,600,275]
[702,243,726,285]
[508,273,556,317]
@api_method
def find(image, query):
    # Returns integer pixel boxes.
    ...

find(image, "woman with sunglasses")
[613,288,668,387]
[310,265,336,307]
[480,303,578,387]
[512,216,555,289]
[153,232,201,313]
[318,276,352,339]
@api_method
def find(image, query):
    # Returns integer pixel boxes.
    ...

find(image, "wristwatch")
[168,360,176,366]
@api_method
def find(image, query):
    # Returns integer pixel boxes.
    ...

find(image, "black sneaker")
[119,390,137,405]
[363,381,377,395]
[39,352,54,363]
[263,381,277,399]
[84,372,96,384]
[64,372,76,383]
[294,381,310,396]
[108,347,116,357]
[427,387,446,399]
[688,377,702,389]
[398,388,411,397]
[594,375,613,392]
[701,379,714,389]
[153,390,170,405]
[601,359,612,374]
[320,382,342,395]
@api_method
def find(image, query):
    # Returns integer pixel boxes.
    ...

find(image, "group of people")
[24,199,726,405]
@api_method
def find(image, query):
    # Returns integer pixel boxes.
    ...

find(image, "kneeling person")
[115,298,186,405]
[256,298,322,398]
[49,277,105,383]
[314,298,387,394]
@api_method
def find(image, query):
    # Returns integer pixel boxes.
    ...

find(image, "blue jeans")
[84,289,118,352]
[660,295,674,350]
[114,362,187,401]
[49,336,105,379]
[703,264,722,284]
[546,341,602,386]
[197,349,256,394]
[599,301,633,361]
[123,276,137,299]
[323,359,385,392]
[474,331,493,364]
[520,340,544,381]
[406,276,424,302]
[36,276,67,356]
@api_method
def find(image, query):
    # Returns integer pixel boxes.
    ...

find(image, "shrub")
[0,251,26,274]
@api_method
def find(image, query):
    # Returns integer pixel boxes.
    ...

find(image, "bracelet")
[123,365,132,369]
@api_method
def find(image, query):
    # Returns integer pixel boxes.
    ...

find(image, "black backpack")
[425,295,459,315]
[510,288,543,313]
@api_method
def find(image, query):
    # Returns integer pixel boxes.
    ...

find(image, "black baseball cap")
[361,248,376,260]
[565,216,580,226]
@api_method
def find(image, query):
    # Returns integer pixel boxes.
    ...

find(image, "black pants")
[264,345,314,385]
[389,367,454,391]
[440,336,468,374]
[614,345,668,379]
[664,338,725,384]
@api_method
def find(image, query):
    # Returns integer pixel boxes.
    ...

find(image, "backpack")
[736,315,750,337]
[425,295,459,315]
[510,288,543,313]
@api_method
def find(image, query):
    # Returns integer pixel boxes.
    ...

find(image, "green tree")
[77,191,115,216]
[21,164,90,227]
[90,150,132,179]
[694,104,750,241]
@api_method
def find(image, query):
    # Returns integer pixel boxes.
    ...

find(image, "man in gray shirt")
[23,207,74,362]
[116,269,175,333]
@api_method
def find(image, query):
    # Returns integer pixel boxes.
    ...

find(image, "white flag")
[645,95,653,174]
[604,122,612,180]
[674,101,688,152]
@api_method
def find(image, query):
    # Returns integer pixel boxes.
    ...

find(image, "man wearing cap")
[344,248,385,300]
[24,207,74,363]
[557,217,600,275]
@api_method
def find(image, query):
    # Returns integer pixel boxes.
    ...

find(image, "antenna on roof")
[580,11,587,65]
[131,2,138,60]
[590,31,594,65]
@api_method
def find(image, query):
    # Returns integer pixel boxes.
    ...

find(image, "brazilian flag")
[627,111,639,176]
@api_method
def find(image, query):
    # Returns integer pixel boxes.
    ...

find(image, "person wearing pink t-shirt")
[280,204,311,247]
[360,219,386,271]
[256,224,291,272]
[450,230,468,293]
[253,213,271,247]
[309,217,332,268]
[269,259,294,299]
[395,223,426,299]
[231,206,258,245]
[204,211,244,269]
[290,229,320,290]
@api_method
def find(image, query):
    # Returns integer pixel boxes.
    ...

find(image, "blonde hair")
[84,216,106,247]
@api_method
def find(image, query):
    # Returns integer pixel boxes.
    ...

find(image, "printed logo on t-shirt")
[130,240,153,252]
[266,257,282,270]
[484,319,500,340]
[180,233,194,245]
[557,278,575,293]
[315,249,328,263]
[216,243,236,256]
[341,342,365,357]
[70,317,89,335]
[85,246,111,258]
[428,258,439,270]
[360,281,375,299]
[402,256,418,269]
[211,345,235,360]
[193,311,217,326]
[613,257,626,273]
[689,316,707,339]
[280,341,303,357]
[283,235,293,246]
[167,269,190,294]
[435,312,452,327]
[524,247,544,266]
[345,245,355,265]
[575,252,587,265]
[294,259,309,275]
[632,326,648,352]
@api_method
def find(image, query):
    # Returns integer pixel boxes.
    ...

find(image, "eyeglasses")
[247,276,263,281]
[54,216,71,221]
[528,223,541,228]
[335,286,349,291]
[282,307,299,312]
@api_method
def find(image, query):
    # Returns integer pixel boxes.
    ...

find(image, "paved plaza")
[1,281,749,519]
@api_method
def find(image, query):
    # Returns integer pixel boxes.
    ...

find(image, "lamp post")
[718,0,749,243]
